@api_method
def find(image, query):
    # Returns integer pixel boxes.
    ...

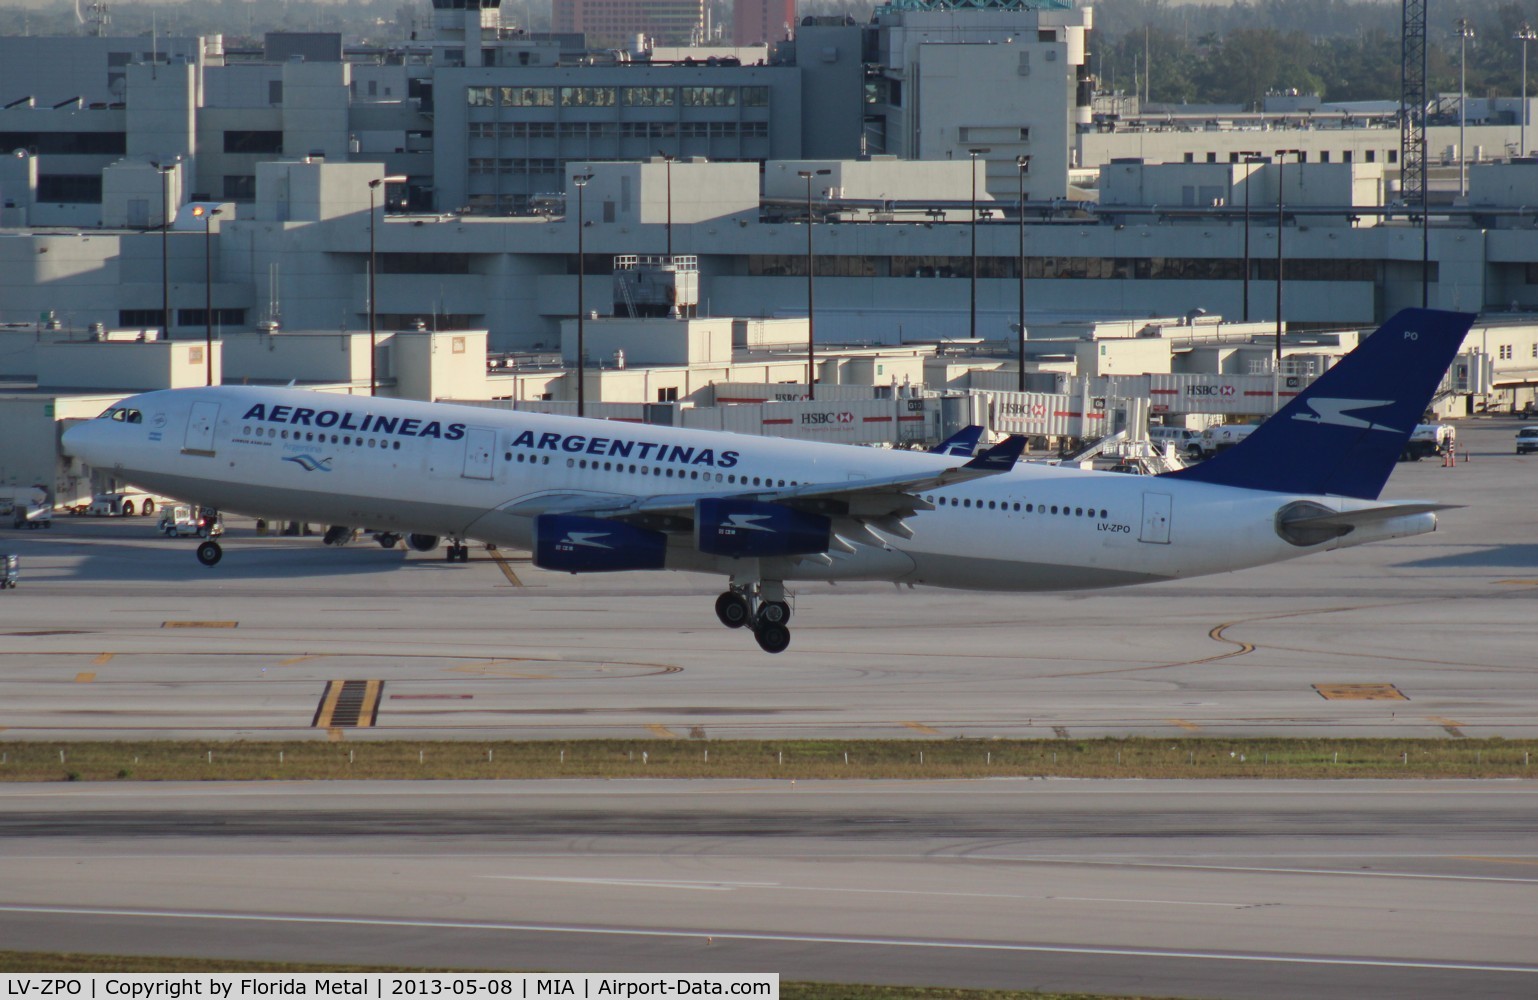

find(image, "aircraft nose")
[61,421,100,462]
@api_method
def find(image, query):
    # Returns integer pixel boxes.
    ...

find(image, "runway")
[1,779,1536,999]
[2,420,1537,740]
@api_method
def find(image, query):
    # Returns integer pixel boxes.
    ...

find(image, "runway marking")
[1313,683,1408,701]
[492,877,775,892]
[1454,856,1538,867]
[311,681,346,728]
[1050,895,1248,908]
[486,875,1258,908]
[0,904,1534,975]
[91,653,114,666]
[1429,716,1467,737]
[645,725,681,739]
[489,550,524,587]
[1032,859,1538,885]
[73,673,95,684]
[161,621,239,629]
[448,662,556,680]
[900,721,940,735]
[1494,579,1538,586]
[1167,718,1201,732]
[279,655,320,666]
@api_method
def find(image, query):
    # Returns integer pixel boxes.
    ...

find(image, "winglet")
[1163,308,1476,499]
[964,435,1027,472]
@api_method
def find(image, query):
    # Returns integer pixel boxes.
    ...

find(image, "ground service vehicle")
[1517,427,1538,455]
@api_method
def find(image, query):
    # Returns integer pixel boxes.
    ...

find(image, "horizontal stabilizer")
[1275,500,1455,546]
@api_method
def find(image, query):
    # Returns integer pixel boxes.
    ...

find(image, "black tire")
[121,500,135,516]
[141,499,155,516]
[754,623,791,654]
[196,541,223,566]
[758,600,791,626]
[377,533,399,549]
[715,592,751,629]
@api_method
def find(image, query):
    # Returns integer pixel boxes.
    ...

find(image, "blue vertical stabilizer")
[1162,308,1476,499]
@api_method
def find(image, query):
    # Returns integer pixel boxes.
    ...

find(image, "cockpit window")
[104,408,142,423]
[109,409,125,421]
[125,409,142,423]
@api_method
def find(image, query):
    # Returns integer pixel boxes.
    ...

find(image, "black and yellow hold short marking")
[1313,683,1408,701]
[313,680,384,728]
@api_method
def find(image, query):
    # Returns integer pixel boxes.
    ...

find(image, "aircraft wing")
[581,435,1028,530]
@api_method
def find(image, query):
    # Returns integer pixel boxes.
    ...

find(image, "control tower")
[431,0,501,67]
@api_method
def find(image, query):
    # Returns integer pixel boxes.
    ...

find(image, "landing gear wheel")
[447,543,469,562]
[715,592,752,629]
[758,600,791,626]
[196,540,223,566]
[753,623,791,654]
[376,533,400,549]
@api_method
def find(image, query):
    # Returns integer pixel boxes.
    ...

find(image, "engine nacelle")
[695,498,831,558]
[533,514,667,573]
[406,533,440,552]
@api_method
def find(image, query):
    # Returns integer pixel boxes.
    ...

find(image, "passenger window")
[988,501,996,510]
[1050,505,1058,514]
[567,458,575,468]
[1075,507,1083,516]
[1100,509,1108,518]
[963,499,971,508]
[1013,503,1021,511]
[753,477,761,486]
[244,426,251,434]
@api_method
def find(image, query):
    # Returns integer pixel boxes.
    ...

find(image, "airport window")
[502,86,554,107]
[623,86,675,107]
[682,86,736,107]
[1366,150,1377,163]
[177,308,246,328]
[743,87,769,107]
[1532,344,1538,358]
[223,175,257,201]
[37,174,103,204]
[0,131,127,155]
[223,130,284,154]
[467,86,497,107]
[119,309,165,328]
[379,253,473,275]
[1500,344,1514,360]
[560,86,615,107]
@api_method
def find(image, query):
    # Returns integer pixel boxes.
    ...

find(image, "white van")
[1197,423,1259,458]
[1148,426,1205,458]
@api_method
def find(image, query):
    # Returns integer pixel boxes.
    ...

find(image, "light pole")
[1517,25,1536,156]
[1458,18,1475,196]
[150,159,178,335]
[1238,151,1264,322]
[967,147,991,341]
[367,174,407,396]
[1274,149,1301,413]
[193,204,222,386]
[798,167,831,399]
[657,151,674,260]
[1015,155,1030,392]
[573,172,593,417]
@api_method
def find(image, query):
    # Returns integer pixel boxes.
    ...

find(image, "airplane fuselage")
[64,385,1434,592]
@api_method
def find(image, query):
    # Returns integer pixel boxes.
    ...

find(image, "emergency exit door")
[182,402,220,457]
[461,427,496,480]
[1139,492,1172,544]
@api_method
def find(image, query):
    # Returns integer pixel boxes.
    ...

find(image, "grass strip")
[1,737,1534,782]
[0,952,1165,999]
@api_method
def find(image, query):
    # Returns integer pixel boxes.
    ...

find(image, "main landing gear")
[445,539,471,562]
[714,580,792,654]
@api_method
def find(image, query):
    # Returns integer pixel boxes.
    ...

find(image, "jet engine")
[694,498,831,559]
[406,533,440,552]
[533,514,667,573]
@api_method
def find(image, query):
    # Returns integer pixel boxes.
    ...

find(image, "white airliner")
[61,308,1474,653]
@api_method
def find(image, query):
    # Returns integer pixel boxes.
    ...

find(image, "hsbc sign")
[1186,384,1237,397]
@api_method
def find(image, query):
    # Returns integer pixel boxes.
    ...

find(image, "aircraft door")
[1139,492,1172,544]
[461,427,496,480]
[182,402,220,456]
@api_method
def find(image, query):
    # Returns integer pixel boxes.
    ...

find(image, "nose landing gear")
[714,580,793,653]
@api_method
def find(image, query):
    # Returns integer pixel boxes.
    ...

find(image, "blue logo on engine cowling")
[283,454,334,473]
